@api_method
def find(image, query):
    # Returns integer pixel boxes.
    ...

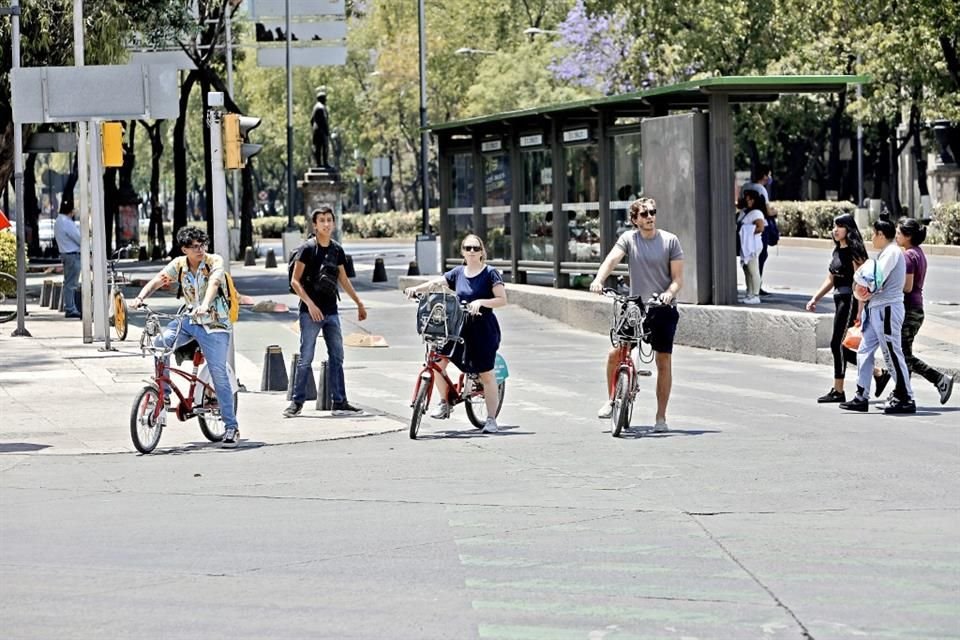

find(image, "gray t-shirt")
[868,242,906,307]
[615,229,684,302]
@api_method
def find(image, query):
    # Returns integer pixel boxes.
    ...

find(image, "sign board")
[254,20,347,42]
[11,65,178,123]
[24,132,77,153]
[481,139,502,152]
[248,0,345,19]
[563,128,590,143]
[519,134,543,147]
[256,46,347,67]
[372,156,391,178]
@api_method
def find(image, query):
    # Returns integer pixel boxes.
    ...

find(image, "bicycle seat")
[173,340,200,364]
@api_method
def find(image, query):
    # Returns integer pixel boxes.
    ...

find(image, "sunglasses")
[462,245,483,252]
[632,210,656,219]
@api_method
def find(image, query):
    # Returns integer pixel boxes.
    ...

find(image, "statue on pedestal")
[311,86,331,169]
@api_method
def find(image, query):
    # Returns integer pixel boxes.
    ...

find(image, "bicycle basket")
[416,291,465,343]
[610,298,646,345]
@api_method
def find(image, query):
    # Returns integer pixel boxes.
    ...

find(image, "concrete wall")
[400,276,834,364]
[642,113,711,304]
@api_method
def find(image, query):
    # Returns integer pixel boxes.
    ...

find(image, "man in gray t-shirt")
[590,197,685,432]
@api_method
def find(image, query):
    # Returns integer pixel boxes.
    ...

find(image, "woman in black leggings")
[806,214,872,403]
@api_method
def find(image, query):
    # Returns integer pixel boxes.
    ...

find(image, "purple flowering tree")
[549,0,636,95]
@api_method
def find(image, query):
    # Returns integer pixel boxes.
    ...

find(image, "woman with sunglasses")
[404,234,508,433]
[895,218,954,404]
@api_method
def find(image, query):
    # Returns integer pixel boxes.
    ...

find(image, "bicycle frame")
[151,348,219,422]
[609,343,638,400]
[410,343,470,409]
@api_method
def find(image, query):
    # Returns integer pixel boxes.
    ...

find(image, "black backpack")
[288,238,340,300]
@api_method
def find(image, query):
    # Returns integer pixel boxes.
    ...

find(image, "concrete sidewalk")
[0,304,404,456]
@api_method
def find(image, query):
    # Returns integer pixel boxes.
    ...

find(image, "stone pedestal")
[300,167,345,241]
[930,165,960,205]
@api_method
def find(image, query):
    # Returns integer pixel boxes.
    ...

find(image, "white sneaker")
[597,400,614,419]
[937,374,954,405]
[482,417,498,433]
[429,401,451,419]
[653,420,669,433]
[742,296,761,305]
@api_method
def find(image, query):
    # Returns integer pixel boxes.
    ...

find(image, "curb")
[777,236,960,257]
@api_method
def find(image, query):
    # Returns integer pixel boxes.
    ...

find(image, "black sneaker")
[758,289,772,296]
[874,371,891,398]
[937,374,955,405]
[331,401,363,416]
[817,389,846,403]
[283,402,303,418]
[839,396,869,412]
[883,397,917,415]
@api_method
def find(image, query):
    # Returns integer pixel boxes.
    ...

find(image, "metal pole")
[10,0,30,336]
[75,0,93,342]
[285,0,295,231]
[207,93,235,370]
[856,60,864,207]
[226,9,241,243]
[417,0,429,235]
[89,121,111,349]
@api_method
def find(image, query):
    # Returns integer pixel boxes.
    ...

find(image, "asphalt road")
[1,250,958,639]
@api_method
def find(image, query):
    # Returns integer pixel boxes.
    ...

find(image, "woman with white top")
[737,188,766,304]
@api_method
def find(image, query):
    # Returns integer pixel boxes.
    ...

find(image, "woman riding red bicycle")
[404,234,507,433]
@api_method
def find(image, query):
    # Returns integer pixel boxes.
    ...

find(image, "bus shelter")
[431,75,866,304]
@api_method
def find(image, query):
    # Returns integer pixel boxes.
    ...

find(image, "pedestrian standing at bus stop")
[54,199,82,319]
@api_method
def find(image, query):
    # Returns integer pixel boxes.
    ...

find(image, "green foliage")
[775,201,857,238]
[0,232,18,292]
[928,202,960,246]
[252,210,441,239]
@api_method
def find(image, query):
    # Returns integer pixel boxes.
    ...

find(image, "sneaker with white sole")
[222,428,239,448]
[429,401,451,420]
[597,400,614,419]
[482,417,498,433]
[742,296,761,305]
[331,401,363,416]
[653,420,669,433]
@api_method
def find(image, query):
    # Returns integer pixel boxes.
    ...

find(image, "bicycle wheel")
[130,385,164,453]
[0,272,16,324]
[198,391,237,442]
[611,370,631,437]
[113,290,128,341]
[465,380,506,429]
[409,381,429,440]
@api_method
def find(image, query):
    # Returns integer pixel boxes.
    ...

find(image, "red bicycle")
[603,289,664,437]
[408,291,506,439]
[129,305,238,453]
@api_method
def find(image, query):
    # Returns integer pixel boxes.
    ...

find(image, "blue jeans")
[62,252,81,314]
[155,321,238,429]
[293,312,345,404]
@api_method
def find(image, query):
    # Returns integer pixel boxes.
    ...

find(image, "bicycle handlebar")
[601,288,668,308]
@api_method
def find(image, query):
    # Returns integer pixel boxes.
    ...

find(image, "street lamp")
[523,27,560,36]
[455,47,498,55]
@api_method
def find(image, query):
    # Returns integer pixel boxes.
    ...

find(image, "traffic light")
[223,113,263,170]
[101,122,124,168]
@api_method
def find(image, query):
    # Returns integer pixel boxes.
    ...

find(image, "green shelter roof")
[430,74,870,134]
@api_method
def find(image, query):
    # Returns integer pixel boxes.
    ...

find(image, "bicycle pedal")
[637,369,653,377]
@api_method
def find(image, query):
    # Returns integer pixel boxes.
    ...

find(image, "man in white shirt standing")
[840,219,915,414]
[54,200,82,319]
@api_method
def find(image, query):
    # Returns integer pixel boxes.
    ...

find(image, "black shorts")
[643,306,680,354]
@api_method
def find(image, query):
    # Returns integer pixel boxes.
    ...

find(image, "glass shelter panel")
[520,149,553,263]
[563,144,601,264]
[612,132,643,237]
[447,152,475,258]
[482,153,511,261]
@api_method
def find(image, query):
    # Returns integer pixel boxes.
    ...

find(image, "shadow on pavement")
[613,427,722,439]
[0,442,52,453]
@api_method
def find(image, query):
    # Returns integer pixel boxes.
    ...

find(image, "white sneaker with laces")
[653,420,668,433]
[937,374,954,405]
[597,400,614,419]
[222,428,239,448]
[742,296,761,305]
[429,401,451,420]
[482,417,498,433]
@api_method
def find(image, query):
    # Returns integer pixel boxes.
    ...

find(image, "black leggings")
[831,292,858,379]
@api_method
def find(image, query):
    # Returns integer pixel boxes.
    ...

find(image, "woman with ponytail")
[896,218,954,404]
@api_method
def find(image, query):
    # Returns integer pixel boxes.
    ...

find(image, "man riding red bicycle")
[132,226,240,448]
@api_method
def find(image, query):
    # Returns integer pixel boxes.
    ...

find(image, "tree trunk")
[241,165,255,255]
[173,70,200,257]
[143,121,166,259]
[103,167,118,254]
[826,94,847,195]
[872,120,889,200]
[909,102,929,202]
[24,153,40,257]
[888,118,902,218]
